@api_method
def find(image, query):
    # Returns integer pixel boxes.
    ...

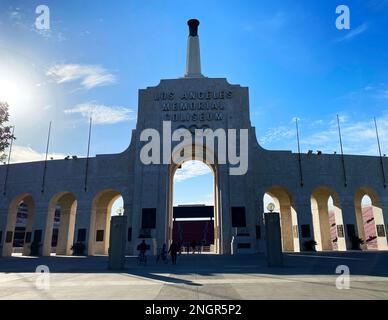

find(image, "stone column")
[341,199,363,250]
[31,203,50,256]
[219,165,231,254]
[73,200,92,255]
[0,200,15,257]
[124,201,133,255]
[256,198,265,253]
[56,203,76,256]
[0,201,9,257]
[294,197,314,251]
[380,196,388,250]
[22,200,35,255]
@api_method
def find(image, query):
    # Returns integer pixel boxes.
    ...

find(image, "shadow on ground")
[0,251,387,281]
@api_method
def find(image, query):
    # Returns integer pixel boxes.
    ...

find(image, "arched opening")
[89,189,123,255]
[43,192,77,256]
[171,160,215,253]
[311,187,346,251]
[167,143,221,254]
[354,187,388,250]
[2,194,35,257]
[263,187,299,252]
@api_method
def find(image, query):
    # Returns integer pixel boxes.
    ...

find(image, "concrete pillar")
[1,201,17,257]
[219,165,231,254]
[93,205,108,255]
[256,198,265,253]
[342,200,364,250]
[108,216,126,269]
[279,204,294,252]
[318,200,332,251]
[56,200,76,256]
[333,205,347,251]
[124,202,133,255]
[42,204,56,256]
[264,212,283,267]
[291,207,300,252]
[30,203,50,256]
[373,204,388,250]
[294,198,315,251]
[0,201,8,257]
[380,197,388,250]
[22,200,35,256]
[69,199,91,255]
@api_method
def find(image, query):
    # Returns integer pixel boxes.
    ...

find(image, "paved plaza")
[0,252,387,300]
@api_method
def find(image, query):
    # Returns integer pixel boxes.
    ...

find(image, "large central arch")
[167,143,222,254]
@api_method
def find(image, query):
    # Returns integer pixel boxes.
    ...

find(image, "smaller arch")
[310,186,346,251]
[354,187,388,251]
[2,193,35,257]
[43,191,77,256]
[264,186,300,252]
[89,189,123,255]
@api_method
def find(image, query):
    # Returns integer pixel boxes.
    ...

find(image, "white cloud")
[6,145,66,164]
[301,116,388,155]
[262,112,388,156]
[174,161,212,182]
[173,193,214,206]
[46,64,116,89]
[260,126,295,145]
[64,102,135,125]
[336,23,368,42]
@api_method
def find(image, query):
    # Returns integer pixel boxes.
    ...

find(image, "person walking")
[156,243,168,263]
[137,240,148,265]
[191,240,197,254]
[168,241,179,265]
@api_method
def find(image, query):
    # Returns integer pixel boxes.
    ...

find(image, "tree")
[0,102,16,163]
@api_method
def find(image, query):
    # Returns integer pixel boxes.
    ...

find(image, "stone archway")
[264,186,300,252]
[43,192,77,256]
[88,189,123,255]
[354,187,388,251]
[167,143,222,254]
[311,186,346,251]
[2,193,35,257]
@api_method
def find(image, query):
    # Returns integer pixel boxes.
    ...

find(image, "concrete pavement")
[0,252,387,299]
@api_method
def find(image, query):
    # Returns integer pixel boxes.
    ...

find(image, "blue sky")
[1,0,388,206]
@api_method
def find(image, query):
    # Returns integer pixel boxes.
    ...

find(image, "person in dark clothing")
[168,241,179,265]
[191,240,197,254]
[138,240,147,253]
[137,240,148,265]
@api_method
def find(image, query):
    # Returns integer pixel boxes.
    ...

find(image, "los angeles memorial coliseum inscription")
[154,90,232,122]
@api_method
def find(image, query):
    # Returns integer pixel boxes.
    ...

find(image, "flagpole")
[295,118,303,187]
[337,115,347,187]
[374,117,386,188]
[84,117,92,192]
[3,126,15,196]
[41,121,52,193]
